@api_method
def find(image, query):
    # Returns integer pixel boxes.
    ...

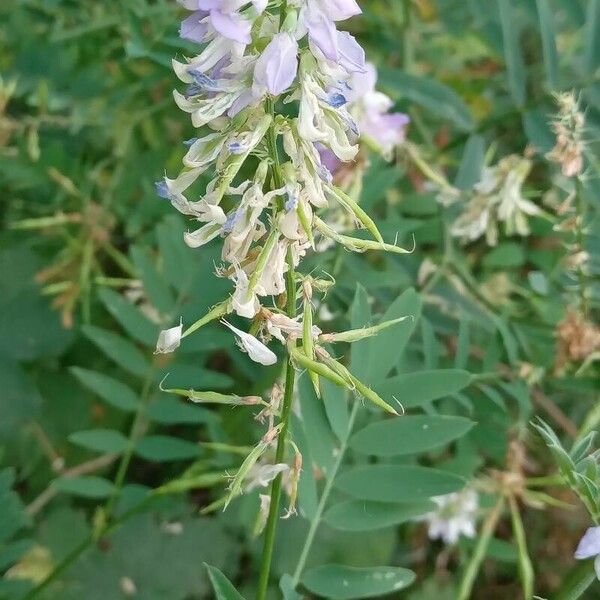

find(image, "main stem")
[256,97,297,600]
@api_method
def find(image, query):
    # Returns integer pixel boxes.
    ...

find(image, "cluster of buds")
[154,1,411,516]
[546,91,586,178]
[446,154,539,246]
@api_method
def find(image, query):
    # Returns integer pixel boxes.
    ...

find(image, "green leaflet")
[302,564,415,600]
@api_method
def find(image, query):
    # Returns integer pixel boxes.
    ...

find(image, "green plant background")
[1,1,599,598]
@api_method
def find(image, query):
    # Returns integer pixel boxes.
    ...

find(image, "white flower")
[574,526,600,580]
[450,155,537,246]
[155,319,183,354]
[244,462,290,492]
[425,489,478,545]
[231,265,260,318]
[221,319,278,365]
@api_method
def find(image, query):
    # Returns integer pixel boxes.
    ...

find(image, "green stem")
[574,178,588,316]
[291,400,361,587]
[104,367,155,519]
[457,497,504,600]
[256,71,295,598]
[256,249,297,600]
[402,0,414,72]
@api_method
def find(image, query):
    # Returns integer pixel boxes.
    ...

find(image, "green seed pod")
[327,185,384,243]
[321,316,411,343]
[182,299,231,339]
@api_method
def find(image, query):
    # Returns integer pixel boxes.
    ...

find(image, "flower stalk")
[155,1,412,595]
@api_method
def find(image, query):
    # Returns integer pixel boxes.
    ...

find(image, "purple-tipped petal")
[180,11,209,43]
[575,527,600,560]
[253,33,299,96]
[210,9,251,44]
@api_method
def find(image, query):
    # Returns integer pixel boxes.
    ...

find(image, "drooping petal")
[305,7,339,61]
[575,526,600,560]
[222,320,278,365]
[155,320,183,354]
[184,222,223,248]
[253,33,299,96]
[335,31,366,73]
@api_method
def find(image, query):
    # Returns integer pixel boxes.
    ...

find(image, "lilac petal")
[197,0,221,8]
[306,10,339,61]
[210,10,251,44]
[575,527,600,560]
[315,0,362,21]
[253,33,299,96]
[336,31,366,73]
[317,144,342,175]
[180,11,209,43]
[228,89,255,117]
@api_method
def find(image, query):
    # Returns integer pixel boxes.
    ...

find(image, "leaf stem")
[457,496,504,600]
[291,400,361,587]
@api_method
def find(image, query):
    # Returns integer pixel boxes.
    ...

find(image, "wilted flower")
[547,92,586,178]
[451,155,539,246]
[425,489,478,545]
[244,462,290,492]
[574,526,600,580]
[555,308,600,371]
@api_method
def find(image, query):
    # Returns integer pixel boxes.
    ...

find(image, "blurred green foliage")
[1,0,599,598]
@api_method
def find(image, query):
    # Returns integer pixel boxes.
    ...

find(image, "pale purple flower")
[347,63,409,155]
[311,0,362,21]
[179,1,261,45]
[253,33,299,97]
[574,526,600,580]
[302,5,366,73]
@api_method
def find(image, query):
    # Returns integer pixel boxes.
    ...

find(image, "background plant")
[1,0,600,599]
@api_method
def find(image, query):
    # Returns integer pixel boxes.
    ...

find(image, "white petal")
[155,319,183,354]
[184,222,222,248]
[222,320,277,366]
